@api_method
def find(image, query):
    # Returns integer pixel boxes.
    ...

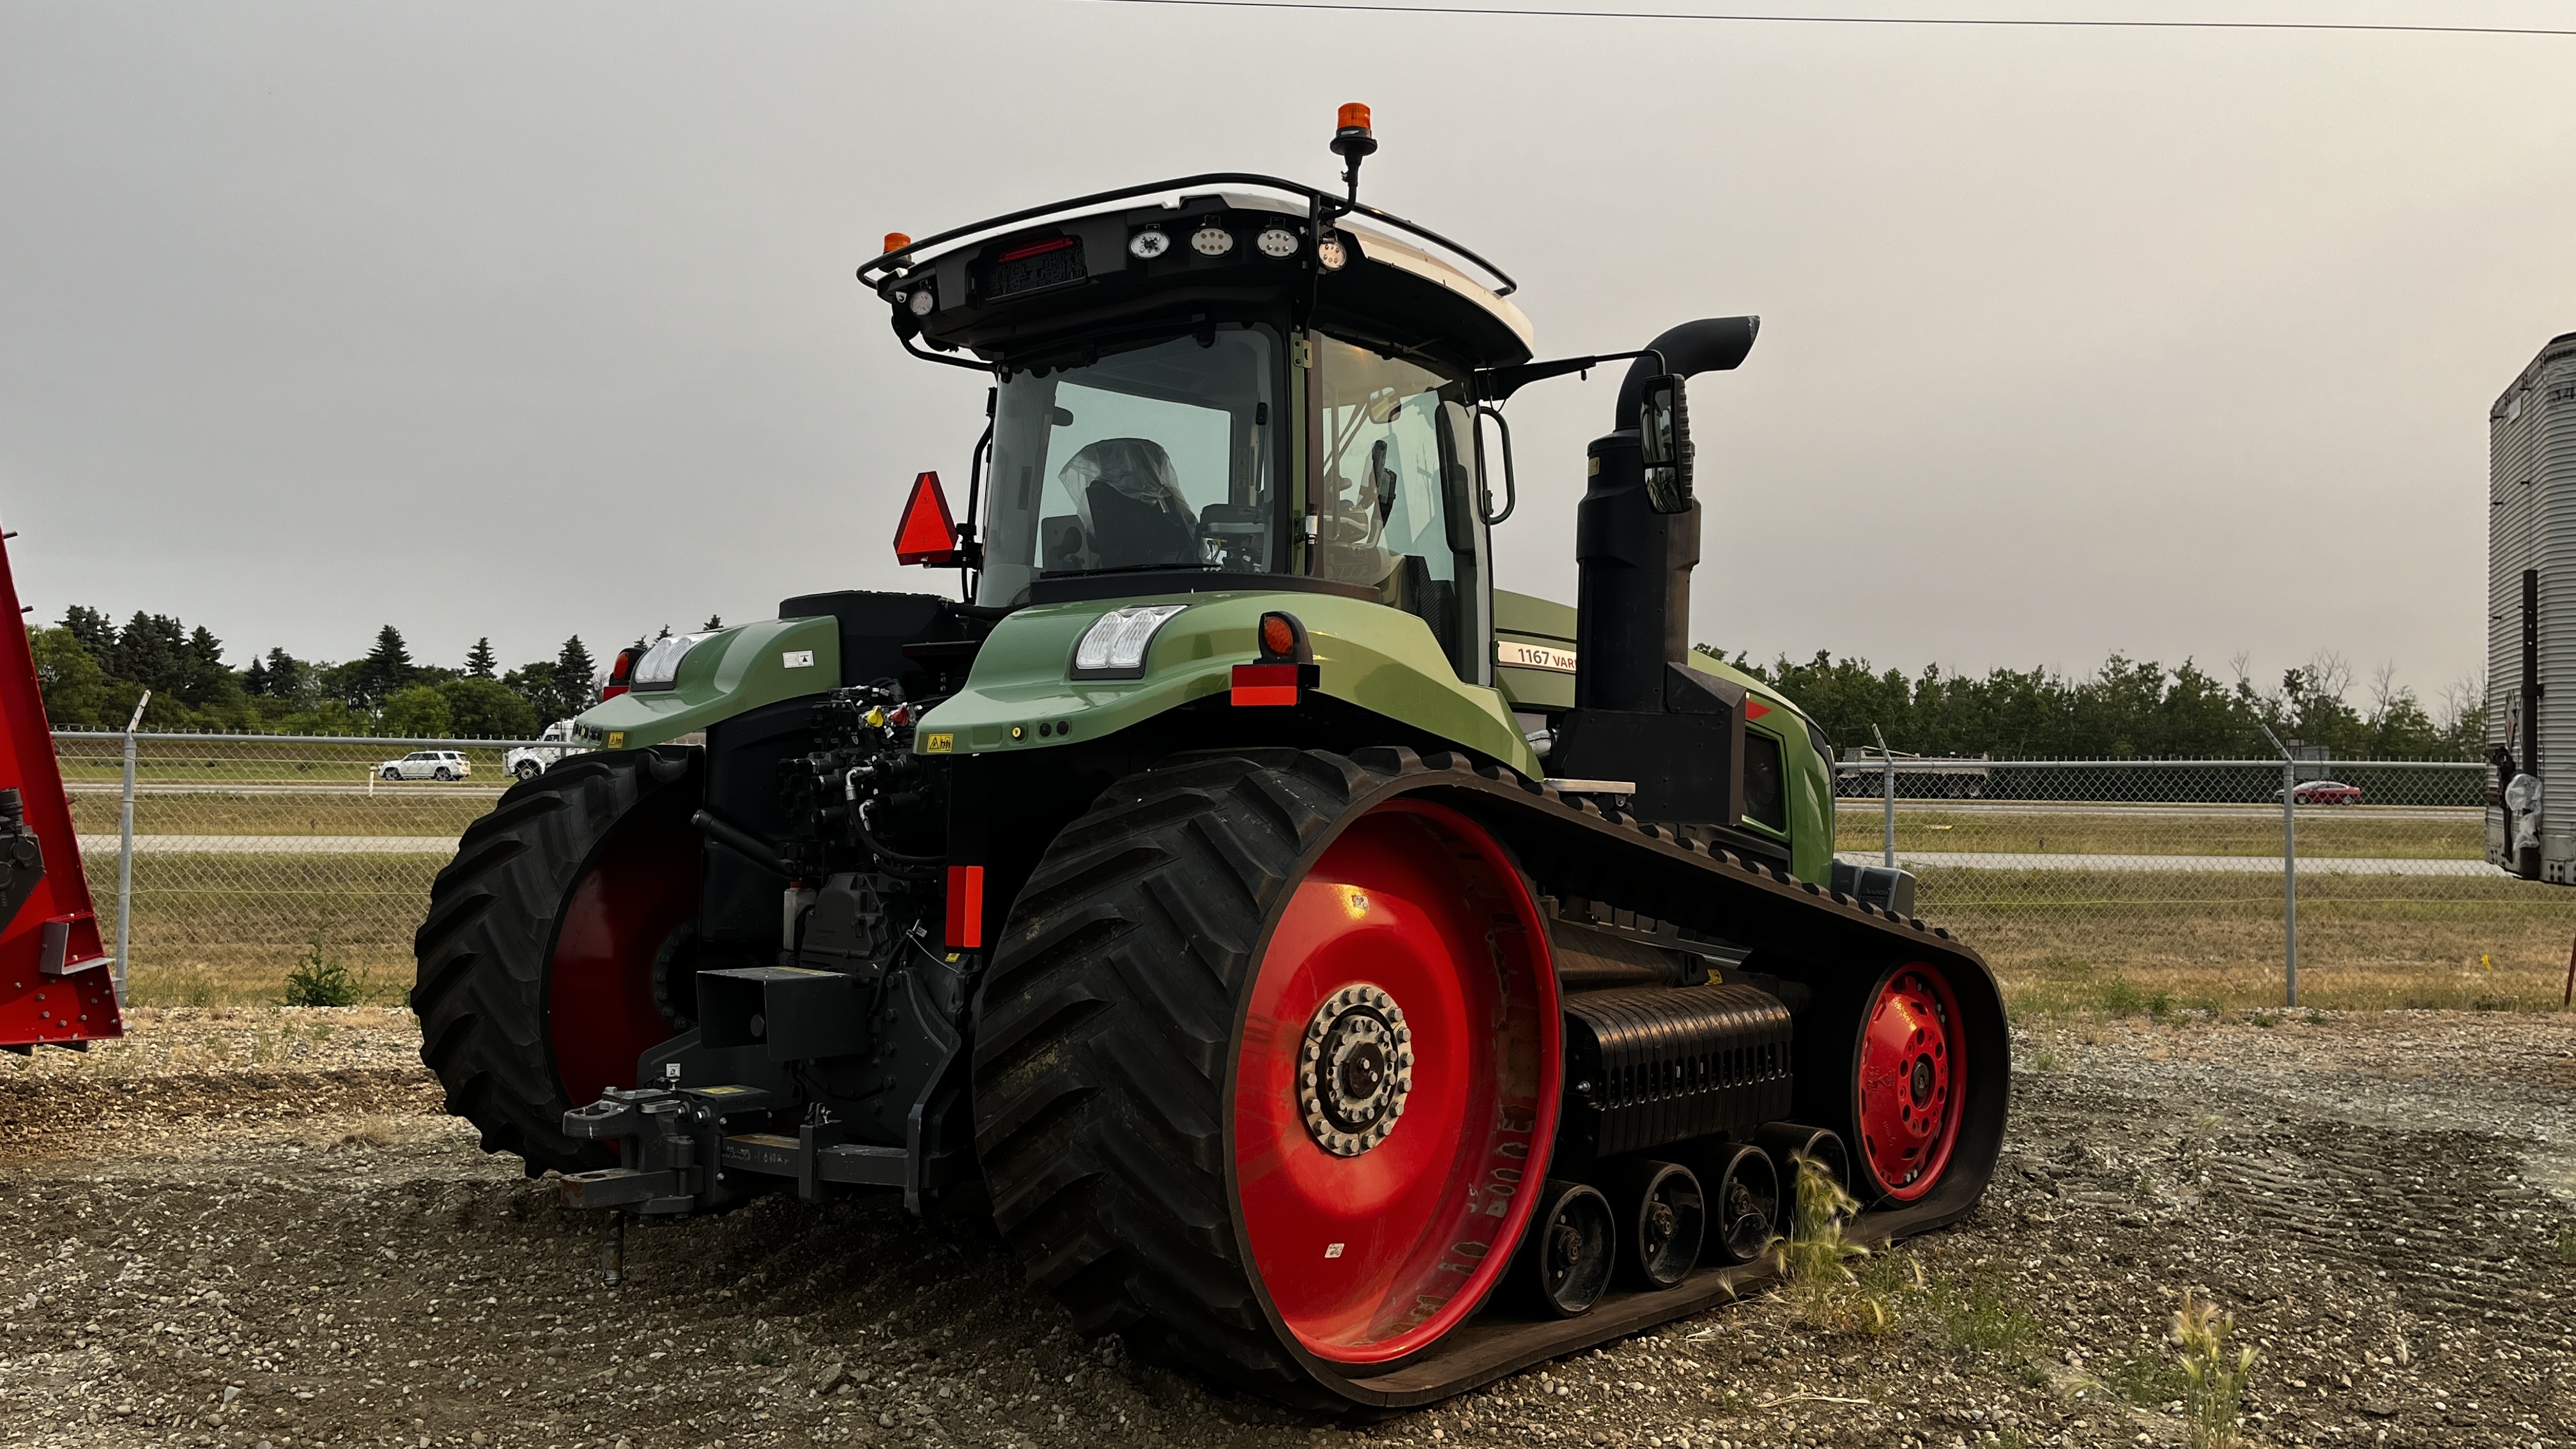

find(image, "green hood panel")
[572,617,840,747]
[915,590,1542,778]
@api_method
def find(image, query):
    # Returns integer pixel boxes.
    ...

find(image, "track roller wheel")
[1606,1160,1703,1289]
[1516,1179,1614,1317]
[1701,1142,1780,1264]
[973,751,1561,1403]
[1756,1122,1850,1223]
[411,747,702,1173]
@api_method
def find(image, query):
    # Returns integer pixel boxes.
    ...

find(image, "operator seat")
[1061,437,1197,570]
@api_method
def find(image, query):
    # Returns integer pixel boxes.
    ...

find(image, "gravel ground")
[3,1006,2573,1449]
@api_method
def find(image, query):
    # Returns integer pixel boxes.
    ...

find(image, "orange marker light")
[1261,614,1298,658]
[883,231,913,254]
[1337,102,1372,133]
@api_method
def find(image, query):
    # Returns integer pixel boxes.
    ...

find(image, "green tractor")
[411,106,2005,1409]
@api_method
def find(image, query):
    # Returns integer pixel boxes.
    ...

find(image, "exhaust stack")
[1552,318,1761,827]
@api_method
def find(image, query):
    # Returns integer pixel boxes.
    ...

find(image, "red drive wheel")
[545,815,702,1108]
[1852,962,1966,1202]
[1229,799,1560,1366]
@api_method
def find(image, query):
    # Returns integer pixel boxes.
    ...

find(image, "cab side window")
[1309,334,1485,682]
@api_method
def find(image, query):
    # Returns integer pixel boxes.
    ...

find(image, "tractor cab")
[862,110,1529,687]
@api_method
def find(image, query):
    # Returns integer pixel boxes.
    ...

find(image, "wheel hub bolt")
[1298,983,1414,1158]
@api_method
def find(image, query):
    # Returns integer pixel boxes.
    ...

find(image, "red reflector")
[1231,663,1303,707]
[599,684,629,701]
[1745,700,1772,721]
[946,865,984,949]
[894,471,962,566]
[998,236,1075,263]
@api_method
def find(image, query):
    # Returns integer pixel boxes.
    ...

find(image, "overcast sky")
[4,1,2571,709]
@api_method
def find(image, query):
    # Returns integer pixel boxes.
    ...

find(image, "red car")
[2286,779,2363,805]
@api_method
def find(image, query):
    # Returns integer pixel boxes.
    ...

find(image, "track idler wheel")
[1853,962,1968,1202]
[1606,1160,1704,1289]
[1517,1179,1615,1317]
[1701,1142,1781,1264]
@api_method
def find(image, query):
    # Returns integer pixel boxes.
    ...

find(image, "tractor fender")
[569,617,841,749]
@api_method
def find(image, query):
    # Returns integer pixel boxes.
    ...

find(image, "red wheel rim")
[1230,799,1560,1365]
[546,816,700,1107]
[1853,962,1965,1202]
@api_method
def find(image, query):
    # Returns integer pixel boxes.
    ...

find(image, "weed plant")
[1776,1156,1892,1333]
[2174,1292,2256,1449]
[283,935,360,1008]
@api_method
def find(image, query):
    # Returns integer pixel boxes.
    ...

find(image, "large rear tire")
[411,747,702,1174]
[972,750,1560,1403]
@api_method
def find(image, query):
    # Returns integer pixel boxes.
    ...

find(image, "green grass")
[50,737,533,787]
[1834,803,2481,861]
[2103,1339,2192,1407]
[1923,1273,2041,1358]
[69,790,498,838]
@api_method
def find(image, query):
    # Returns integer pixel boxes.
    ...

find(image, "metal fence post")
[2257,721,2297,1008]
[115,691,148,999]
[1871,724,1896,868]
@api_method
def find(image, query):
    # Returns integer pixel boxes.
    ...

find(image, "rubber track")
[411,747,696,1176]
[971,746,2005,1409]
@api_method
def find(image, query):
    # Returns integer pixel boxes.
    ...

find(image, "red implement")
[0,526,121,1052]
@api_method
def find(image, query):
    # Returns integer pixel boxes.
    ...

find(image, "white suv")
[378,749,471,782]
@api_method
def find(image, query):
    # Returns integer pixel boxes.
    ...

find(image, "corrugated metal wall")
[2490,331,2576,873]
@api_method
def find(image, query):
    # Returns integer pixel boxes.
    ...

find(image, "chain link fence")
[49,733,2572,1013]
[53,731,580,1006]
[1834,758,2572,1013]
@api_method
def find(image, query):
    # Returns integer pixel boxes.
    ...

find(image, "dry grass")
[80,852,433,1007]
[1924,866,2576,1013]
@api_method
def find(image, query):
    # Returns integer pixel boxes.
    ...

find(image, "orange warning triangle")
[1744,700,1772,721]
[893,471,961,565]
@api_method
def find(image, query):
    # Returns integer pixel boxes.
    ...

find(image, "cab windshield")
[977,325,1282,606]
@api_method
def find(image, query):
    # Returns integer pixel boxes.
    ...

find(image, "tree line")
[26,602,2487,760]
[1716,648,2485,762]
[31,608,718,738]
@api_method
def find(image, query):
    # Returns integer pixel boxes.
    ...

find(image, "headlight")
[1255,227,1300,258]
[1190,226,1234,257]
[1129,228,1170,259]
[1072,605,1186,678]
[1315,237,1349,272]
[907,288,935,318]
[632,632,717,690]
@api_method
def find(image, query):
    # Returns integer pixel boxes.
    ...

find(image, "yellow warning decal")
[922,732,954,754]
[606,731,626,748]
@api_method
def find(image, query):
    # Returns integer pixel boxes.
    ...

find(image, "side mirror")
[1637,375,1692,514]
